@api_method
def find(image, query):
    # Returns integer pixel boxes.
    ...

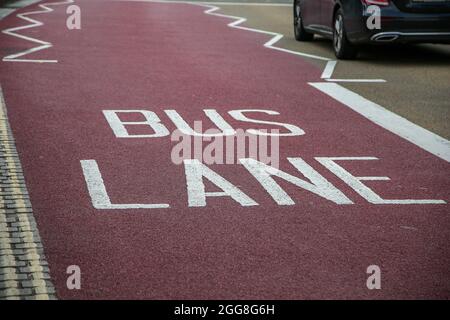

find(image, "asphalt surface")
[0,0,449,299]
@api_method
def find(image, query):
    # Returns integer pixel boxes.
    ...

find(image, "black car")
[293,0,450,59]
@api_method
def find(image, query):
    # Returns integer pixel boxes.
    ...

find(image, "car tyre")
[294,0,314,41]
[333,9,358,59]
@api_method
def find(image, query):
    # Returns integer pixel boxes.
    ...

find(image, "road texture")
[0,0,449,299]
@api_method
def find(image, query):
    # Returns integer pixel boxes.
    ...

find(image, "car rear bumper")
[345,2,450,44]
[370,31,450,43]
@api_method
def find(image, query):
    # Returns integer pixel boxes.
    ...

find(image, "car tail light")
[362,0,390,6]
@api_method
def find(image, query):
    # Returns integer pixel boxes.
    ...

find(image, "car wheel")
[294,0,313,41]
[333,9,358,59]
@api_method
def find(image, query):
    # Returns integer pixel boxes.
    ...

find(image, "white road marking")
[121,0,386,82]
[240,158,353,205]
[121,0,332,62]
[321,60,385,82]
[310,83,450,163]
[201,1,383,81]
[202,5,332,61]
[182,1,291,6]
[325,79,386,83]
[117,0,449,163]
[120,0,290,6]
[103,110,170,138]
[358,176,390,181]
[400,226,418,231]
[321,60,337,79]
[165,109,236,137]
[184,159,258,207]
[198,2,385,82]
[203,2,291,6]
[2,0,74,63]
[80,160,170,209]
[228,109,305,136]
[5,0,446,165]
[316,157,446,204]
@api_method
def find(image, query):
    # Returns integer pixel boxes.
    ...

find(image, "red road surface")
[0,0,449,299]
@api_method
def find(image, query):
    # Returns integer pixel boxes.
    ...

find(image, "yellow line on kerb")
[0,87,50,300]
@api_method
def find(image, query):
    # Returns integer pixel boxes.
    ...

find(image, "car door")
[301,0,321,28]
[320,0,335,35]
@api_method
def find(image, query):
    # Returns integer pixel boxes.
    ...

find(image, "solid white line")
[2,0,74,63]
[321,60,337,79]
[358,176,390,181]
[81,160,170,209]
[325,78,387,83]
[321,60,386,82]
[309,82,450,162]
[120,0,291,6]
[198,2,291,6]
[267,42,331,61]
[3,58,58,63]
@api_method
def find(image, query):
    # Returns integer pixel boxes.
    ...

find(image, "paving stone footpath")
[0,87,56,300]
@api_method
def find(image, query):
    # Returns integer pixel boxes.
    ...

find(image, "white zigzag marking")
[202,5,331,62]
[200,4,385,82]
[2,0,74,63]
[120,0,385,82]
